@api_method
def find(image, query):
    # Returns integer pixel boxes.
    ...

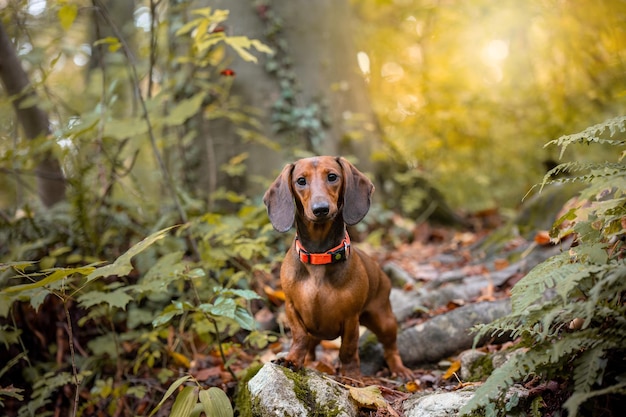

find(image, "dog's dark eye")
[296,177,307,186]
[327,173,338,182]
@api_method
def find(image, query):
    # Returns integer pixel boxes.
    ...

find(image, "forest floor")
[2,215,561,417]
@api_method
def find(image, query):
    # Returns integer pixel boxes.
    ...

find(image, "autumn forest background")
[1,0,625,416]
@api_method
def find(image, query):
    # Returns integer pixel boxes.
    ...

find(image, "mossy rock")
[246,362,357,417]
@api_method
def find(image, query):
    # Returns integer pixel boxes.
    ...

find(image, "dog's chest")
[287,265,367,339]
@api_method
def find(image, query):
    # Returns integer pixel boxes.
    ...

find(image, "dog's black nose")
[312,203,330,217]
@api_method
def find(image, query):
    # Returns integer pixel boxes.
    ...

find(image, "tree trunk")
[0,21,66,208]
[200,0,382,198]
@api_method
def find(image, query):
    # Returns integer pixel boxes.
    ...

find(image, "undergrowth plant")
[0,207,277,416]
[0,3,276,417]
[461,115,626,416]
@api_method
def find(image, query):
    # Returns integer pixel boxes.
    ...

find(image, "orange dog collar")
[295,232,351,265]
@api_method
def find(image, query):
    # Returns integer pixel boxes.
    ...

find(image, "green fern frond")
[462,332,599,416]
[540,162,626,192]
[545,115,626,158]
[459,349,530,414]
[572,346,607,394]
[510,253,578,313]
[563,381,626,417]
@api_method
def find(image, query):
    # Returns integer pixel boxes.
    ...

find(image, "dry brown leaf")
[405,380,421,393]
[534,230,552,246]
[264,285,285,304]
[192,366,222,381]
[349,385,387,409]
[493,258,509,271]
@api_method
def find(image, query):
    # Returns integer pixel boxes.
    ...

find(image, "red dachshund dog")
[264,156,412,379]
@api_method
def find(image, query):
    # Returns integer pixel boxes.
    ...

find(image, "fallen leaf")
[264,285,285,304]
[476,282,495,302]
[534,230,552,246]
[169,351,191,368]
[442,360,461,380]
[493,258,509,270]
[405,380,421,393]
[349,385,387,409]
[313,361,335,375]
[320,338,341,350]
[192,366,222,381]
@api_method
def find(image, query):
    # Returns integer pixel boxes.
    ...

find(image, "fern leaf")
[563,381,626,417]
[459,349,529,415]
[510,253,578,313]
[547,330,599,364]
[539,162,626,191]
[545,115,626,158]
[572,346,607,394]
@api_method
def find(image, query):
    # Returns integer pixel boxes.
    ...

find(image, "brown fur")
[263,156,413,379]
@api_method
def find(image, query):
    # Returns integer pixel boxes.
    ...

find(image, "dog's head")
[263,156,374,232]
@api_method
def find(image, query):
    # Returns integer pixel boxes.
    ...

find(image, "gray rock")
[458,349,488,381]
[248,362,358,417]
[403,388,476,417]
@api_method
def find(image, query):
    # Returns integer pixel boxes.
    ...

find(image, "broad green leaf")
[103,117,149,140]
[201,296,236,318]
[199,387,233,417]
[219,288,261,301]
[233,306,257,331]
[170,386,198,417]
[87,226,176,282]
[149,375,192,417]
[163,93,206,126]
[152,303,186,327]
[77,288,134,310]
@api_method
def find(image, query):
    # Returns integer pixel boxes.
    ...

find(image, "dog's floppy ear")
[263,164,295,232]
[337,157,374,225]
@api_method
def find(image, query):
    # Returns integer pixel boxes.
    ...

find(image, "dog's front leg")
[338,316,361,377]
[275,301,311,371]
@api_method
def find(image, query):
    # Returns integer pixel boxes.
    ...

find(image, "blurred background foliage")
[353,0,626,211]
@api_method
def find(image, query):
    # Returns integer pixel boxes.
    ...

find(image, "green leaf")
[103,117,149,140]
[87,226,176,282]
[77,288,134,310]
[0,262,35,273]
[163,93,206,126]
[152,302,188,327]
[149,375,192,417]
[199,387,233,417]
[170,386,198,417]
[233,306,257,331]
[2,266,94,294]
[223,36,273,63]
[94,36,121,52]
[218,288,261,301]
[201,297,236,318]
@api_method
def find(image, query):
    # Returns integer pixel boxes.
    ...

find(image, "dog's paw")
[272,357,301,372]
[391,365,415,382]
